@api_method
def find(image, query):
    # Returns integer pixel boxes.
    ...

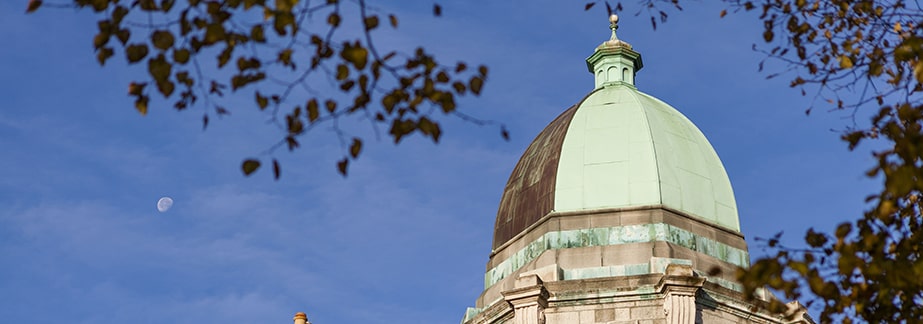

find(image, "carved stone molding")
[658,264,705,324]
[502,274,550,324]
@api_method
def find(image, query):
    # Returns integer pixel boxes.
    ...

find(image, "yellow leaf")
[336,64,349,80]
[914,62,923,83]
[364,16,379,31]
[838,55,853,69]
[274,0,298,11]
[135,96,149,115]
[278,48,293,67]
[128,82,146,96]
[341,45,369,70]
[307,99,319,122]
[325,100,336,113]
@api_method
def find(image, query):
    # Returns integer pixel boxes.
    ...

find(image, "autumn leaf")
[349,138,362,158]
[272,159,281,180]
[242,159,261,175]
[25,0,41,13]
[337,158,348,176]
[151,30,175,50]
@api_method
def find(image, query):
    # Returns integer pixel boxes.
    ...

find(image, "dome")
[492,18,738,251]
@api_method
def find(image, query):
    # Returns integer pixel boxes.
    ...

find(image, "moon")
[157,197,174,212]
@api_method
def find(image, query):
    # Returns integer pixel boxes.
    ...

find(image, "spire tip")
[608,14,619,40]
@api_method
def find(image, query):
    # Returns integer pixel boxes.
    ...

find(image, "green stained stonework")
[483,223,750,289]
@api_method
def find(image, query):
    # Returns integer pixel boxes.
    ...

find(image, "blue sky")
[1,1,878,323]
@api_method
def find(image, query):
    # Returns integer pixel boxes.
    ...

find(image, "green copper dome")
[492,16,739,250]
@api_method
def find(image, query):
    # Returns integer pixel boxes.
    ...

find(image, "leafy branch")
[28,0,498,178]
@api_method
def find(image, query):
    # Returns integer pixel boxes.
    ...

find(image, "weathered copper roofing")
[491,92,596,250]
[491,16,739,251]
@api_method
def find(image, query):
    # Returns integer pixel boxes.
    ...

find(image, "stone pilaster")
[658,264,705,324]
[502,274,549,324]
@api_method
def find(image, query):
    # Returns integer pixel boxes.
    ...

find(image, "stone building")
[292,15,813,324]
[457,15,813,324]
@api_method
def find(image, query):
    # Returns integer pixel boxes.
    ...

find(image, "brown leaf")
[327,13,341,27]
[337,158,348,176]
[469,76,483,95]
[242,159,261,175]
[126,44,149,63]
[148,54,172,83]
[151,30,175,50]
[256,92,269,110]
[349,138,362,158]
[97,47,114,65]
[272,159,280,180]
[173,48,190,64]
[26,0,42,13]
[250,25,266,42]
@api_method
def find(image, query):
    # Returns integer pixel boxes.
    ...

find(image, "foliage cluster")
[588,0,923,321]
[583,0,923,322]
[725,0,923,322]
[28,0,494,177]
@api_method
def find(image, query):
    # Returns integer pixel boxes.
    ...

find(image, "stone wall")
[463,265,813,324]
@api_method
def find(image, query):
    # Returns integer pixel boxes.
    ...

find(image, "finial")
[609,14,619,40]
